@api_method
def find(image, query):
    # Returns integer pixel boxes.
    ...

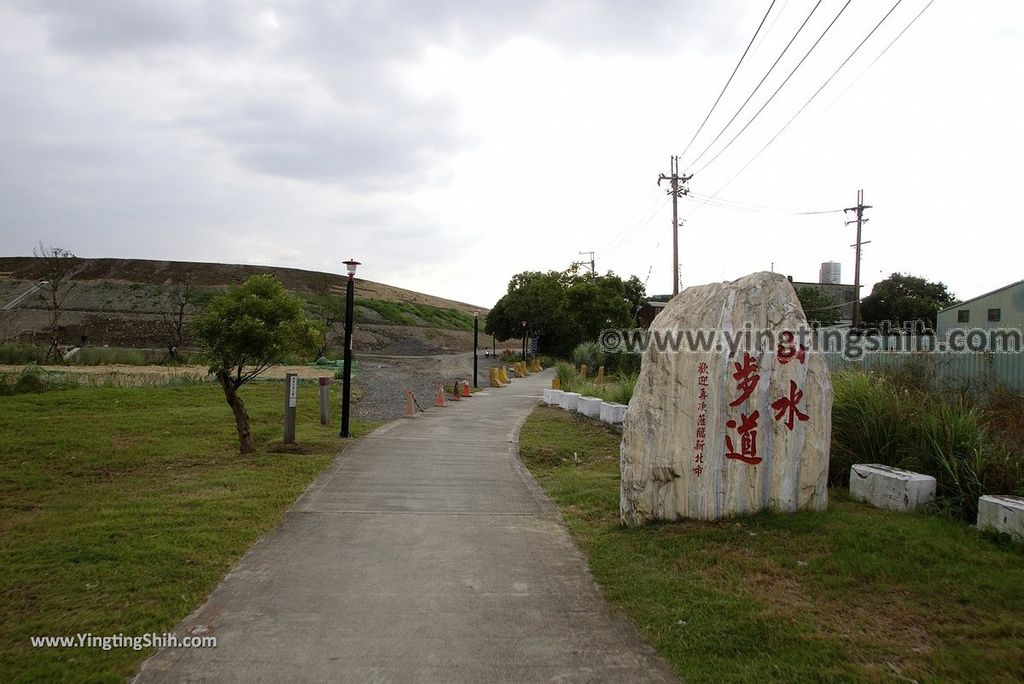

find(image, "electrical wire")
[685,192,845,215]
[682,0,825,171]
[706,0,907,199]
[692,0,854,176]
[605,196,670,258]
[677,0,778,162]
[602,185,661,254]
[825,0,935,111]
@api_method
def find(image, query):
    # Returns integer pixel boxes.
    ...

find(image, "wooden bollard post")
[284,372,298,444]
[318,377,330,425]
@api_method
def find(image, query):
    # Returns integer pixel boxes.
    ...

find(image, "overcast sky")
[1,0,1020,307]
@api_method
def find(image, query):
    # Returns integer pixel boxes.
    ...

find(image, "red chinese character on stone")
[694,452,704,463]
[698,375,709,387]
[699,387,707,400]
[725,410,761,465]
[693,464,704,477]
[697,415,706,427]
[696,426,706,440]
[729,352,760,407]
[771,379,809,430]
[697,362,709,374]
[777,331,806,365]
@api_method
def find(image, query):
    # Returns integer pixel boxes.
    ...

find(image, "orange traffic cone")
[405,389,416,417]
[461,381,471,398]
[434,384,446,407]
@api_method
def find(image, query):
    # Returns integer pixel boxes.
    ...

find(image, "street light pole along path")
[340,258,360,438]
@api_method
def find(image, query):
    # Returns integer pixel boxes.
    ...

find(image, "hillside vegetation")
[0,257,489,356]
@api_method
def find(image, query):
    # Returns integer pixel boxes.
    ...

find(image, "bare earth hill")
[0,257,494,355]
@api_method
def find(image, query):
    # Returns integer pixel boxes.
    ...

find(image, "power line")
[678,0,778,162]
[748,0,793,59]
[682,0,825,171]
[826,0,935,111]
[706,0,907,198]
[685,192,845,215]
[692,0,854,176]
[601,184,660,254]
[604,195,670,257]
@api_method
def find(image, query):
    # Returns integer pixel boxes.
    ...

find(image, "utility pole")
[578,251,595,274]
[844,189,871,329]
[658,156,691,296]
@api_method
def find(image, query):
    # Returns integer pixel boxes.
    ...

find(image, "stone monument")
[620,272,832,525]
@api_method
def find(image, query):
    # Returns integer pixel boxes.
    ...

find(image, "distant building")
[819,261,841,285]
[636,295,672,328]
[789,278,857,324]
[936,279,1024,337]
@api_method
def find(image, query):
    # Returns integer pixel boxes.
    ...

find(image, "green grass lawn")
[0,380,374,683]
[519,406,1024,683]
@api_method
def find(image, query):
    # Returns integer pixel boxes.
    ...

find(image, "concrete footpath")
[135,370,674,683]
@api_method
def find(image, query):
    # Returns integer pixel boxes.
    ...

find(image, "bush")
[0,342,46,365]
[606,373,637,405]
[830,370,1024,521]
[830,371,918,485]
[605,351,641,375]
[555,361,577,389]
[0,364,79,395]
[571,341,606,374]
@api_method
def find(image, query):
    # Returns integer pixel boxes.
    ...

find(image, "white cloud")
[0,0,1021,307]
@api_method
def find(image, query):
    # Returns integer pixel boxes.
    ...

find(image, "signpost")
[284,372,298,444]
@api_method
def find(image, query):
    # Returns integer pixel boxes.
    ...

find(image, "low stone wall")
[578,396,602,418]
[541,390,627,428]
[978,495,1024,541]
[849,464,936,512]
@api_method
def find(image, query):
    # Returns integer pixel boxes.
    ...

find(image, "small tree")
[34,242,80,361]
[192,275,322,454]
[795,286,840,327]
[309,272,345,360]
[161,274,196,363]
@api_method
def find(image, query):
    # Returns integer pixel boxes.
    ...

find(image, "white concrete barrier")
[578,396,603,418]
[600,402,628,425]
[546,389,564,406]
[978,495,1024,541]
[559,392,581,412]
[542,389,554,404]
[849,464,936,512]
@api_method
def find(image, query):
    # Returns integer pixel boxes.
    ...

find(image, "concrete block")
[542,389,553,404]
[978,495,1024,541]
[600,402,627,425]
[849,464,936,512]
[559,392,581,412]
[578,396,603,418]
[546,389,564,406]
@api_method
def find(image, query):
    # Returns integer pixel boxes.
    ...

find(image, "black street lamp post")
[340,258,360,438]
[473,311,479,388]
[521,320,527,363]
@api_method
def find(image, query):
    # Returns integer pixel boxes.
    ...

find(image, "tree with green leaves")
[795,286,840,327]
[192,275,322,454]
[485,269,645,357]
[860,273,956,332]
